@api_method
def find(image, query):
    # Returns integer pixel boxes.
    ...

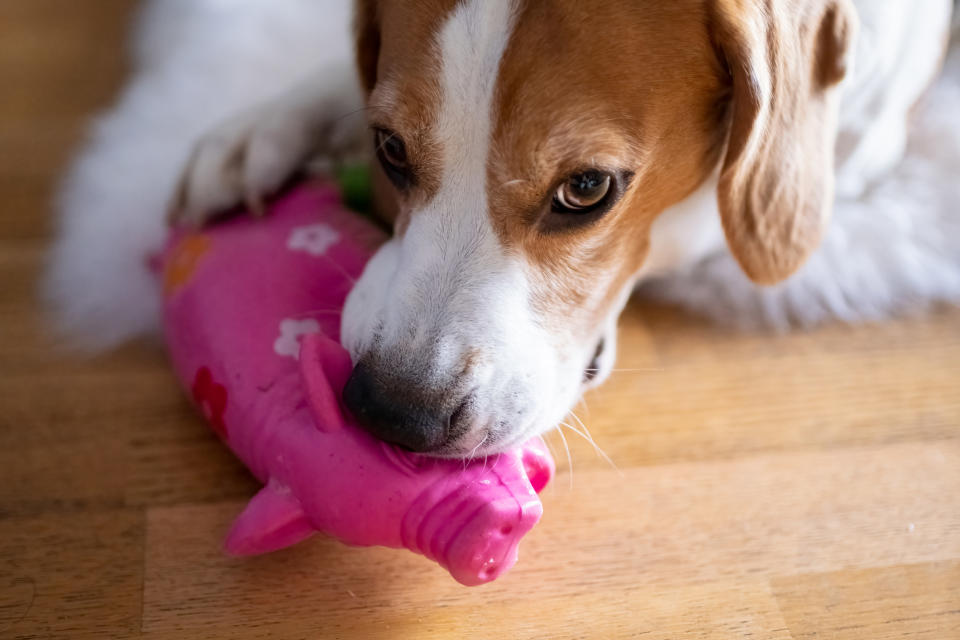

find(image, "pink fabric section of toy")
[160,182,554,586]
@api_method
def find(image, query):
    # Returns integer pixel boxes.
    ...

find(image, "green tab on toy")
[334,163,374,216]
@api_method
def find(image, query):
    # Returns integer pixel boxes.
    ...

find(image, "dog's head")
[341,0,856,456]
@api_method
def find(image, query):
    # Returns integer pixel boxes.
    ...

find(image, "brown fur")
[489,1,729,340]
[711,0,857,284]
[354,0,856,341]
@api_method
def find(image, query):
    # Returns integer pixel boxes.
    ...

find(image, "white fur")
[643,8,960,329]
[641,173,725,280]
[46,0,959,354]
[44,0,352,349]
[174,69,365,225]
[835,0,954,197]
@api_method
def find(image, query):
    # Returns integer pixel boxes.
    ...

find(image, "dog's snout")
[343,362,460,453]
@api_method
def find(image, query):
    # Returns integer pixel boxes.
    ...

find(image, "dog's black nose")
[342,362,450,452]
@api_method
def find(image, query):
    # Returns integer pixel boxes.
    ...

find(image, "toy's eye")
[374,128,412,189]
[553,170,613,214]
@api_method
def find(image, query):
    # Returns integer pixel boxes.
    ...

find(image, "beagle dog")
[169,0,953,456]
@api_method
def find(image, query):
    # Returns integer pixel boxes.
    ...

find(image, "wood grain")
[772,562,960,639]
[1,2,958,638]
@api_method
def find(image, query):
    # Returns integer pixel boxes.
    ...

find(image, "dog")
[46,0,960,456]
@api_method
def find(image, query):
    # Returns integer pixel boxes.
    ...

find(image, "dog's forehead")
[369,0,516,203]
[371,0,720,260]
[374,1,719,187]
[373,0,513,102]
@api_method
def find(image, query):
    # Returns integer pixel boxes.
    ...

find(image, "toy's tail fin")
[224,480,315,556]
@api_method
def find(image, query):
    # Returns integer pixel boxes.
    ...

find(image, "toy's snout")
[342,360,470,453]
[400,466,545,586]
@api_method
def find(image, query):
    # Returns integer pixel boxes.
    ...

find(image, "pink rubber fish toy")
[160,182,554,585]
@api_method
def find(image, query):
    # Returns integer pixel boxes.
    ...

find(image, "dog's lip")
[429,418,499,459]
[447,394,473,436]
[582,338,606,382]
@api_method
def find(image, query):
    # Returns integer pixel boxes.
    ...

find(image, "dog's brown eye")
[540,169,633,233]
[375,128,407,167]
[553,170,613,213]
[374,128,412,189]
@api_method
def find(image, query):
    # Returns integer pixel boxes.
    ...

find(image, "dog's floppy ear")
[712,0,857,285]
[354,0,381,95]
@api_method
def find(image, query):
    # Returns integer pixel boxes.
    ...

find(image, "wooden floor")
[2,3,959,639]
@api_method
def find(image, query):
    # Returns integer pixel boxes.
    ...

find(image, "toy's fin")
[224,482,315,556]
[299,334,353,433]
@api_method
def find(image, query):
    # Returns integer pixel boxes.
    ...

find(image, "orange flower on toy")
[191,366,228,440]
[164,234,211,295]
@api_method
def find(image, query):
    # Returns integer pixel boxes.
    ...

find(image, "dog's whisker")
[569,410,592,441]
[542,433,559,466]
[578,396,591,419]
[453,434,489,478]
[295,308,345,317]
[554,424,574,490]
[332,104,382,124]
[583,367,663,373]
[313,253,358,285]
[563,414,622,477]
[373,130,401,156]
[465,434,488,462]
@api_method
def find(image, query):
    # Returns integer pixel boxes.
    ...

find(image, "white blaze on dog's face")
[342,0,855,455]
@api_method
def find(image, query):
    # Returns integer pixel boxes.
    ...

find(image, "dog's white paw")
[169,67,366,227]
[170,105,319,226]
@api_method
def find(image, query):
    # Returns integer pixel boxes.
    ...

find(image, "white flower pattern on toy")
[273,318,321,360]
[287,224,340,256]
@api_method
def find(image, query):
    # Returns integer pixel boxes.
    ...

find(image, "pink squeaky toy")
[160,182,554,586]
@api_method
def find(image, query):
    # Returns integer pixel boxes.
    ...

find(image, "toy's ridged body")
[161,184,553,585]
